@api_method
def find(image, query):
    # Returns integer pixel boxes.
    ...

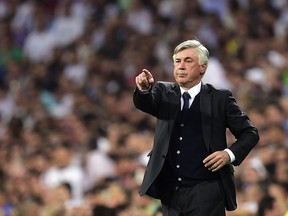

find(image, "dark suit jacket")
[133,81,259,211]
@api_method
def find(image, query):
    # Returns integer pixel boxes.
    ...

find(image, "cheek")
[173,67,177,76]
[188,66,201,76]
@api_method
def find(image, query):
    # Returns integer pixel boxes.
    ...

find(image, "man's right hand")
[135,69,155,91]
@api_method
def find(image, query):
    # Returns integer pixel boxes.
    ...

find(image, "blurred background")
[0,0,287,215]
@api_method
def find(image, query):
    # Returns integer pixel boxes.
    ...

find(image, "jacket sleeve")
[225,91,259,166]
[133,82,166,117]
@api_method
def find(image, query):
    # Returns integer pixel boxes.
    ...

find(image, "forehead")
[175,48,198,59]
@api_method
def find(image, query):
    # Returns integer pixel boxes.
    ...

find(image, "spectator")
[257,194,284,216]
[50,0,85,48]
[23,7,56,63]
[40,144,85,206]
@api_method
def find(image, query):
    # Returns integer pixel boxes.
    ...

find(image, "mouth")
[177,69,186,75]
[177,72,187,78]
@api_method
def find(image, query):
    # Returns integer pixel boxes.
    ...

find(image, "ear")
[200,64,207,75]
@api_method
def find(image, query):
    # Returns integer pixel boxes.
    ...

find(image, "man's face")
[173,48,206,90]
[53,147,71,168]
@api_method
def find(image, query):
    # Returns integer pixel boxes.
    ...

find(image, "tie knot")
[182,92,191,100]
[182,92,190,110]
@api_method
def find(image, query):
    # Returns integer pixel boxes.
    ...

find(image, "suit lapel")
[200,84,212,151]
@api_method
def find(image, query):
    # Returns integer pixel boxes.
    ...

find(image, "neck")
[180,81,201,90]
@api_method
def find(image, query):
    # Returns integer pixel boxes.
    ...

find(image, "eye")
[185,59,192,63]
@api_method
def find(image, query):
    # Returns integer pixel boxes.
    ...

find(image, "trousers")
[160,179,226,216]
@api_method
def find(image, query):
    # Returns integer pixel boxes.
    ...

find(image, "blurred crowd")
[0,0,287,215]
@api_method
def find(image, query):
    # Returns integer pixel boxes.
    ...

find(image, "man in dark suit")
[133,39,259,216]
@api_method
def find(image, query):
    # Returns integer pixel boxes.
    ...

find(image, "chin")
[177,79,187,85]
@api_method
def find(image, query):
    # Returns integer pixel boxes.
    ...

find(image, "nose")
[178,60,186,69]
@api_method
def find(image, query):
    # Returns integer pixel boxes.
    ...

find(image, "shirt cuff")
[224,149,235,163]
[139,85,151,94]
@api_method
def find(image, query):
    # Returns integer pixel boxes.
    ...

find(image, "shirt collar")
[180,82,201,98]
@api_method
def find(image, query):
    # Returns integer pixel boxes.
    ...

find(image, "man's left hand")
[203,151,230,172]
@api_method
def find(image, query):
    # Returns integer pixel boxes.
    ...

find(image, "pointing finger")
[142,69,154,83]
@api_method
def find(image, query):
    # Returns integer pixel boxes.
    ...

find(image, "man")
[40,144,85,206]
[133,39,259,216]
[257,194,285,216]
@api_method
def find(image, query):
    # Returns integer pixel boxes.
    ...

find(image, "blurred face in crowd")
[173,48,207,90]
[52,147,71,168]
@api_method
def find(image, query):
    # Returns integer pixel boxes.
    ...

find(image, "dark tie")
[182,92,191,111]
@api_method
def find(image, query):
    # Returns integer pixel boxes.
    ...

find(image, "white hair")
[172,40,209,65]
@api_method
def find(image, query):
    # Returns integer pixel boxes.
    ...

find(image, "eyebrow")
[175,57,193,61]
